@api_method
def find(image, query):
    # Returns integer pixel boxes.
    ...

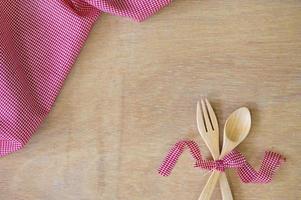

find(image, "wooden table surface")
[1,1,300,199]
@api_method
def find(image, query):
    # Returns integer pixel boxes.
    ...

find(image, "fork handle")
[220,173,234,200]
[198,171,221,200]
[198,171,234,200]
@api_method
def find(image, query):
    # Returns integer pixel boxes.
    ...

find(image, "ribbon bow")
[158,140,285,183]
[195,150,246,172]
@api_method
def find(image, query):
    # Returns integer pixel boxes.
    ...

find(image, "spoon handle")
[198,171,221,200]
[220,173,234,200]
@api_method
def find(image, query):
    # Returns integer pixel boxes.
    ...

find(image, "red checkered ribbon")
[158,140,285,183]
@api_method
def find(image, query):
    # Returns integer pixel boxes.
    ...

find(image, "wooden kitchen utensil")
[198,107,251,200]
[196,99,234,200]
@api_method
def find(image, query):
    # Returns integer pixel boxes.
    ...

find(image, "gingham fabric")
[0,0,171,156]
[158,140,285,183]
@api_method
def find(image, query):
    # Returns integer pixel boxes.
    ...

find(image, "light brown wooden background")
[1,0,300,199]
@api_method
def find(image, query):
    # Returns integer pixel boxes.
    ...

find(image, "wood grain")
[0,0,300,199]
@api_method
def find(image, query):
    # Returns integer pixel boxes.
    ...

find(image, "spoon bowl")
[220,107,251,157]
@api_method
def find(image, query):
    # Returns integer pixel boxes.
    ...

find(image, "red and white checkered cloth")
[0,0,171,156]
[158,140,285,183]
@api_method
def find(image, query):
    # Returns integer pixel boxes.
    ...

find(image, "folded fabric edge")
[0,139,23,157]
[89,0,173,22]
[132,0,173,22]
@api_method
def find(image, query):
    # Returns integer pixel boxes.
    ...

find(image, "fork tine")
[205,98,218,132]
[201,99,213,132]
[196,101,206,134]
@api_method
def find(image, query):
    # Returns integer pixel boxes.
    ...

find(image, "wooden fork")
[196,99,233,200]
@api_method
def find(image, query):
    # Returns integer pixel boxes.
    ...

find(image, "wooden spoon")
[198,107,251,200]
